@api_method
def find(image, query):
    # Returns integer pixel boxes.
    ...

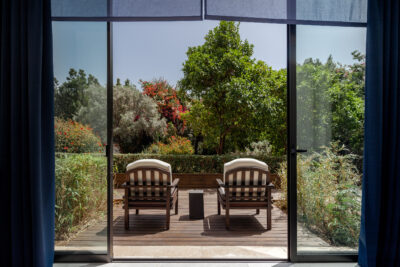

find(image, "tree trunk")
[217,135,225,155]
[194,135,200,154]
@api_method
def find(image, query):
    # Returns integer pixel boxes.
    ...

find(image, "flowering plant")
[146,136,194,155]
[55,118,104,153]
[141,79,187,134]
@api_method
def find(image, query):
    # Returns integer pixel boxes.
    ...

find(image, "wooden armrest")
[216,178,224,187]
[170,178,180,188]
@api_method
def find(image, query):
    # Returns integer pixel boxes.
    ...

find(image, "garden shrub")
[277,143,361,247]
[113,84,166,153]
[113,153,284,174]
[55,153,107,240]
[146,136,194,155]
[244,140,272,156]
[55,118,104,153]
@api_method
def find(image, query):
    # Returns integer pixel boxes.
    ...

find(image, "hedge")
[113,153,285,174]
[55,153,107,240]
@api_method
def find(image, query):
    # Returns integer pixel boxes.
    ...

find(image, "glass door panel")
[296,25,366,254]
[53,21,108,254]
[112,20,287,259]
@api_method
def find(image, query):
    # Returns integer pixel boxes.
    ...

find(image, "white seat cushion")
[222,158,269,200]
[126,159,172,187]
[126,159,173,198]
[223,158,268,183]
[126,159,172,182]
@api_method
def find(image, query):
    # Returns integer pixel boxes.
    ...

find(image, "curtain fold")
[358,0,400,266]
[0,0,55,266]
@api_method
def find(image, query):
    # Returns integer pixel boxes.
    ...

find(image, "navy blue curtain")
[359,0,400,266]
[0,0,55,266]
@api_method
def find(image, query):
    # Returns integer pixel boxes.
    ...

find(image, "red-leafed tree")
[141,79,188,134]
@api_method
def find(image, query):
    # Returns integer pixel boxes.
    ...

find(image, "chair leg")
[225,207,230,230]
[166,205,170,230]
[175,190,179,215]
[267,189,272,230]
[217,196,221,215]
[124,189,129,230]
[136,209,139,215]
[267,206,271,230]
[166,187,171,230]
[256,209,260,215]
[124,207,129,230]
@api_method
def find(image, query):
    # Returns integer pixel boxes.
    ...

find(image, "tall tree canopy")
[297,51,365,156]
[54,68,99,119]
[179,21,286,154]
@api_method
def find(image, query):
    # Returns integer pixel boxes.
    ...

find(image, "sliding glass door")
[111,20,288,259]
[294,25,366,257]
[53,21,109,256]
[51,1,368,262]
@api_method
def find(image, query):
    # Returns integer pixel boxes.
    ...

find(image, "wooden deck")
[113,189,287,247]
[59,189,342,258]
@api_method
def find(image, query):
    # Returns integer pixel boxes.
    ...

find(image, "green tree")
[297,52,365,156]
[55,68,99,119]
[75,84,107,142]
[330,51,365,156]
[179,21,286,154]
[116,78,121,86]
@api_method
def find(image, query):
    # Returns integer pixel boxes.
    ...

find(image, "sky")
[53,21,366,87]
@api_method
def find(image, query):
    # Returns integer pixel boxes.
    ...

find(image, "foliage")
[54,68,100,119]
[113,83,166,153]
[141,79,188,134]
[179,21,287,155]
[55,153,107,240]
[75,84,107,142]
[146,136,194,155]
[297,52,365,156]
[277,143,361,247]
[244,140,272,156]
[113,153,284,174]
[55,118,104,153]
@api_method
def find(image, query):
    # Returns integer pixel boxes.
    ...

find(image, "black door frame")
[286,23,359,262]
[52,17,365,265]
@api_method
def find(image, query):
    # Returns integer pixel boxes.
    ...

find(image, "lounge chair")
[123,159,179,230]
[216,158,274,230]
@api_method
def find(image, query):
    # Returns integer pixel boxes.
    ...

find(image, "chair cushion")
[223,158,268,183]
[126,159,172,198]
[126,159,172,182]
[223,158,269,199]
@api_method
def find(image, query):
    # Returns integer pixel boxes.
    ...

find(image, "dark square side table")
[189,189,204,219]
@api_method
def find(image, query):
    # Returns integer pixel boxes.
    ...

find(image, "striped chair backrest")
[223,158,269,201]
[126,159,172,200]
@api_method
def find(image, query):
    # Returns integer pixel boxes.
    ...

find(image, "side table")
[189,189,204,219]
